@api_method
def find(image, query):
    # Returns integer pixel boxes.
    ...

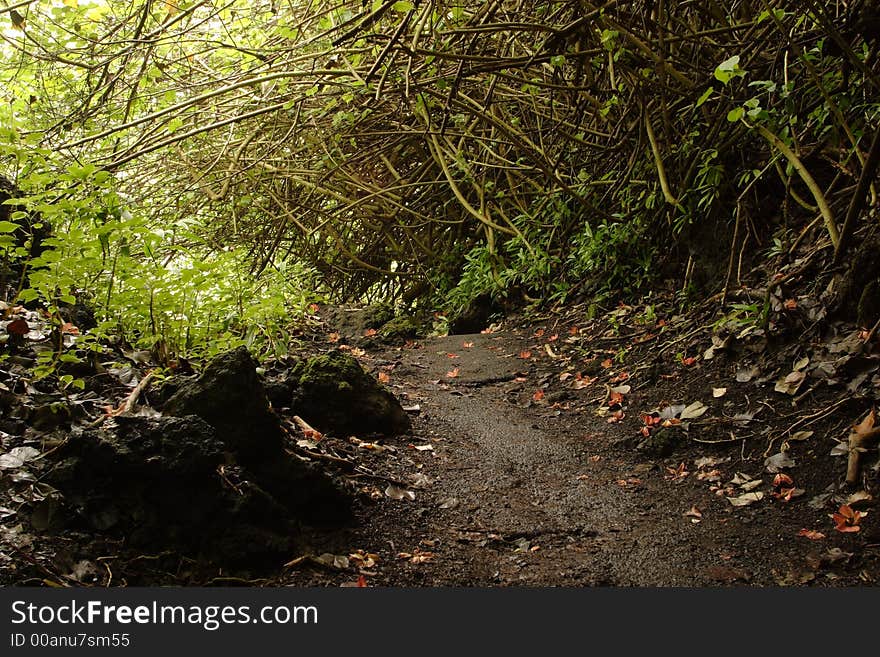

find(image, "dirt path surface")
[285,324,878,587]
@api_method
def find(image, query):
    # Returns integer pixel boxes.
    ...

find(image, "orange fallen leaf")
[446,367,460,378]
[547,334,558,342]
[607,410,625,423]
[532,390,545,401]
[519,350,532,359]
[446,352,459,359]
[608,391,625,406]
[60,322,79,335]
[462,341,474,348]
[309,303,320,313]
[783,298,797,310]
[357,575,368,587]
[363,328,377,337]
[832,504,865,533]
[377,371,391,384]
[681,356,697,367]
[797,529,825,541]
[327,332,340,343]
[533,328,545,338]
[601,358,613,368]
[569,326,579,335]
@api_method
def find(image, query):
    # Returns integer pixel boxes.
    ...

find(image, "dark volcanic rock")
[287,349,411,437]
[448,294,499,334]
[164,346,282,462]
[47,413,351,563]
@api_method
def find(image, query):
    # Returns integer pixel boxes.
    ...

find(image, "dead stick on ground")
[846,426,880,486]
[122,370,155,413]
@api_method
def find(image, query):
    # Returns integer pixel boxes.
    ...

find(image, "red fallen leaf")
[681,356,697,366]
[462,341,474,348]
[772,473,794,487]
[446,367,460,378]
[572,376,596,389]
[547,334,558,342]
[771,487,797,502]
[640,426,651,437]
[519,350,532,359]
[783,298,797,310]
[364,328,377,337]
[608,391,625,406]
[60,322,79,335]
[6,318,29,335]
[657,319,667,327]
[327,332,340,343]
[480,327,494,334]
[641,413,661,426]
[357,575,368,587]
[446,352,459,359]
[832,504,865,533]
[610,371,629,383]
[532,390,545,401]
[797,529,826,541]
[533,328,545,338]
[377,371,391,384]
[601,358,613,368]
[309,303,320,313]
[569,326,579,335]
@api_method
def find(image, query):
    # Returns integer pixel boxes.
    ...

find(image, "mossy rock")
[288,349,411,437]
[164,346,282,464]
[379,314,427,342]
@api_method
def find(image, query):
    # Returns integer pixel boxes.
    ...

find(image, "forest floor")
[278,302,880,587]
[2,297,879,587]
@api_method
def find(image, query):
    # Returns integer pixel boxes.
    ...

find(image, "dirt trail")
[311,328,855,587]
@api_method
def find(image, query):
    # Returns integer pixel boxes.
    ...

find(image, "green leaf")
[392,1,413,11]
[714,55,746,85]
[727,107,745,122]
[0,221,19,233]
[696,88,713,108]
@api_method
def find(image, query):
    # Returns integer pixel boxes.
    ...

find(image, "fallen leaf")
[680,401,708,420]
[712,387,727,398]
[377,371,391,384]
[519,350,532,359]
[832,504,866,533]
[728,491,764,507]
[532,390,545,401]
[5,318,28,336]
[797,529,826,541]
[363,328,377,337]
[684,506,703,521]
[681,356,697,367]
[764,451,795,473]
[438,497,459,510]
[774,370,806,395]
[327,332,340,343]
[313,553,350,570]
[446,367,460,378]
[0,446,41,470]
[462,341,474,348]
[384,485,416,501]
